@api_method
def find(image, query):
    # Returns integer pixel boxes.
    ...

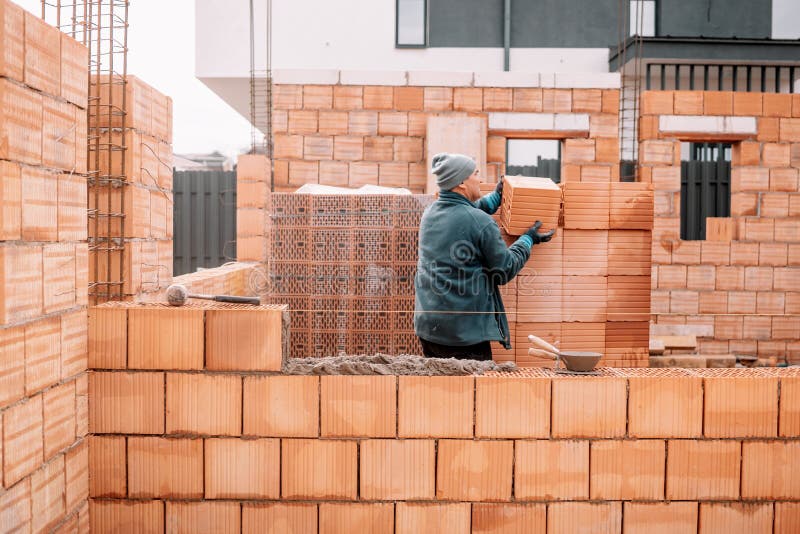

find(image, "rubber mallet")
[166,283,261,306]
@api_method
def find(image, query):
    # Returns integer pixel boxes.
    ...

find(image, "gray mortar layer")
[281,353,517,376]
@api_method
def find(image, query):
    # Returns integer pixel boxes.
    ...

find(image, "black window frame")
[395,0,428,48]
[680,142,732,241]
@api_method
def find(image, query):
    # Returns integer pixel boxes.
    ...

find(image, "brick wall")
[86,320,800,534]
[641,90,800,362]
[88,75,174,300]
[271,70,621,192]
[0,2,89,530]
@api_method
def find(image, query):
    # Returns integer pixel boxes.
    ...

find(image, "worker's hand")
[525,221,555,245]
[494,177,504,198]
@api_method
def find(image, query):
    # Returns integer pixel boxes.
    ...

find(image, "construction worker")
[414,152,554,360]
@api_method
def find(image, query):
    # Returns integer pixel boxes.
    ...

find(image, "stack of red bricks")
[85,359,800,532]
[88,75,173,300]
[641,90,800,361]
[503,180,653,367]
[236,154,270,262]
[268,193,433,358]
[0,2,89,530]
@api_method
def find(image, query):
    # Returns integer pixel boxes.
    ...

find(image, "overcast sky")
[16,0,252,156]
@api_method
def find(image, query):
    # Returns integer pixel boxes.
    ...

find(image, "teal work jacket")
[414,190,532,349]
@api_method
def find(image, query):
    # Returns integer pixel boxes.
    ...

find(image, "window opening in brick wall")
[680,142,731,240]
[396,0,427,47]
[629,0,656,37]
[505,139,561,183]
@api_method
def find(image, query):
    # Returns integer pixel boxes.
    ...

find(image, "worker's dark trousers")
[418,338,493,361]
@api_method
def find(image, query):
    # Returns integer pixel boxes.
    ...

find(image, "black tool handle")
[213,295,261,305]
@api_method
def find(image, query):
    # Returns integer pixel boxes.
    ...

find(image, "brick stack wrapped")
[641,90,800,361]
[506,179,653,367]
[88,75,173,299]
[0,3,90,530]
[268,193,433,357]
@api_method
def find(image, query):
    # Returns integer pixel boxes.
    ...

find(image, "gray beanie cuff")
[431,153,477,191]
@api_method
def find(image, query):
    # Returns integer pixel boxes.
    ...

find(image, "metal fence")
[173,170,237,276]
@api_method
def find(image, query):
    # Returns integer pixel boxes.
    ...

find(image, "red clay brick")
[628,376,702,437]
[242,503,317,534]
[320,375,395,437]
[318,111,349,135]
[453,88,483,112]
[205,308,284,371]
[360,439,434,500]
[513,88,543,112]
[666,439,741,499]
[780,377,800,437]
[0,324,25,406]
[699,503,772,532]
[205,438,279,499]
[475,376,550,438]
[548,502,622,533]
[43,380,76,460]
[166,501,240,534]
[365,136,394,161]
[24,316,61,395]
[60,310,87,380]
[776,503,800,534]
[89,371,164,434]
[281,439,357,500]
[484,88,513,111]
[704,376,778,437]
[128,307,204,369]
[393,87,423,111]
[472,503,546,534]
[21,166,58,241]
[641,91,674,115]
[273,85,303,110]
[3,394,43,486]
[759,117,780,141]
[436,440,513,501]
[398,376,473,438]
[590,440,665,500]
[623,502,698,534]
[65,439,88,514]
[319,503,394,534]
[89,435,126,497]
[303,85,333,110]
[287,110,318,134]
[551,377,626,437]
[423,87,453,111]
[515,440,589,500]
[128,437,203,498]
[89,500,164,534]
[396,503,470,534]
[243,376,319,437]
[741,440,800,499]
[0,476,31,531]
[363,86,394,110]
[30,455,65,533]
[166,372,242,435]
[674,91,703,114]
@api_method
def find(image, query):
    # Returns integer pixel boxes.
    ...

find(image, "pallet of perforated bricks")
[499,176,562,235]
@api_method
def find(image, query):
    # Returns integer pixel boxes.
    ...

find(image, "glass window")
[506,139,561,183]
[629,0,656,37]
[397,0,426,47]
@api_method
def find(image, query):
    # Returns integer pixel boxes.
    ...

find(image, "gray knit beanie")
[431,153,477,191]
